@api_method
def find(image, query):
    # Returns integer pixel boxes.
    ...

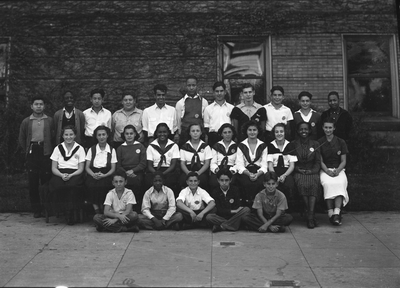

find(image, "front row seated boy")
[242,172,293,233]
[176,171,217,229]
[208,169,251,232]
[138,172,183,230]
[93,169,140,233]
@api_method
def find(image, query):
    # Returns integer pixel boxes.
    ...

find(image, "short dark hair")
[242,120,262,138]
[270,85,284,95]
[152,171,165,181]
[90,88,105,98]
[121,124,140,142]
[296,121,312,131]
[62,90,76,100]
[61,125,77,136]
[186,75,198,82]
[263,171,278,182]
[216,168,233,180]
[121,93,137,101]
[153,122,172,139]
[242,83,254,92]
[328,91,339,99]
[298,91,312,100]
[31,96,46,104]
[217,123,236,140]
[113,168,127,180]
[322,117,336,127]
[153,84,168,94]
[186,171,200,181]
[213,81,226,91]
[187,123,204,139]
[93,125,111,140]
[272,123,286,134]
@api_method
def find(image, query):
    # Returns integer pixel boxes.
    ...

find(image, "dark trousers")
[93,211,138,233]
[243,212,293,231]
[177,206,217,228]
[206,206,251,231]
[26,144,52,213]
[236,174,264,207]
[138,211,183,230]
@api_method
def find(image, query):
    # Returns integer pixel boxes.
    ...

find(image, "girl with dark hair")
[235,120,268,207]
[85,125,117,215]
[145,123,181,195]
[267,123,298,211]
[116,124,147,210]
[179,123,212,191]
[209,123,238,191]
[292,121,321,229]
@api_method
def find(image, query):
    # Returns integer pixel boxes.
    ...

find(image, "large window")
[217,37,270,105]
[344,35,398,117]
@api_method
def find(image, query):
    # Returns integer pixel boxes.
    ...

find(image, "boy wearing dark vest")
[175,75,208,147]
[53,90,85,146]
[19,96,54,218]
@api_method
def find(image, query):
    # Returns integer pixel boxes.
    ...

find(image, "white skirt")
[320,169,349,207]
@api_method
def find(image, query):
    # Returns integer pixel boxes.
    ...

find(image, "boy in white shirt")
[93,169,140,232]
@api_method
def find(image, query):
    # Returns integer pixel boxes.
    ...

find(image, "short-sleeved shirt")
[203,101,234,132]
[317,135,348,168]
[83,107,112,137]
[180,140,212,165]
[112,108,143,142]
[142,104,178,137]
[252,189,288,216]
[146,139,180,168]
[50,142,86,169]
[267,140,298,168]
[104,188,136,213]
[176,187,214,211]
[85,143,117,168]
[263,103,294,131]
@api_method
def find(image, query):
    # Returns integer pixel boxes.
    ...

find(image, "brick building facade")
[0,1,399,152]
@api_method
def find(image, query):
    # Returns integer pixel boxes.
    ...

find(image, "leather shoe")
[212,225,222,233]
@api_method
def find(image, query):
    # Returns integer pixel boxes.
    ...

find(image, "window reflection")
[223,41,264,78]
[346,36,392,116]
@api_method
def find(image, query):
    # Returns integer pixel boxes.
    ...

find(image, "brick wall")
[0,0,398,115]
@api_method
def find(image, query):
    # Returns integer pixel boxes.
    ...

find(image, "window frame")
[342,33,399,118]
[0,37,10,108]
[217,35,272,104]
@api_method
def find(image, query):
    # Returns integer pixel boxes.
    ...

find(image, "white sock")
[328,209,334,218]
[334,208,341,215]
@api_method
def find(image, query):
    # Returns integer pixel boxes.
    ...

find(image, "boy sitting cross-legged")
[242,171,293,233]
[93,169,140,233]
[138,172,183,231]
[176,171,216,229]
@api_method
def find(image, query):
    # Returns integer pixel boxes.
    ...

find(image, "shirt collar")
[183,94,201,101]
[96,143,111,153]
[63,107,76,113]
[30,114,48,120]
[212,100,227,107]
[90,106,104,113]
[151,186,167,194]
[121,141,140,146]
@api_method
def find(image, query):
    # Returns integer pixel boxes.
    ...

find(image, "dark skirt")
[236,173,264,207]
[294,172,320,198]
[85,174,113,205]
[49,169,84,211]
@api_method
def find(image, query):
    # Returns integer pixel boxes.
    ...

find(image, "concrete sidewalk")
[1,211,399,287]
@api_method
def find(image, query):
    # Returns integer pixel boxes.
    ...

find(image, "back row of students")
[18,78,352,228]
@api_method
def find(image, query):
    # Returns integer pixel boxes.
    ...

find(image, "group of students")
[18,76,353,232]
